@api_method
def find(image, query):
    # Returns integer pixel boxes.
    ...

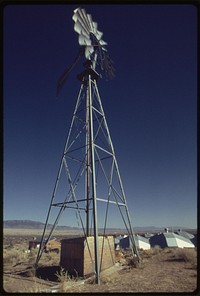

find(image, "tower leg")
[85,82,90,237]
[88,74,100,284]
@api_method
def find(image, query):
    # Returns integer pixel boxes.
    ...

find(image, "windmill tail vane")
[56,48,84,97]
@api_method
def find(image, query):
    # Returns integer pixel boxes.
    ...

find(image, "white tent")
[135,235,151,250]
[149,232,195,248]
[115,234,150,250]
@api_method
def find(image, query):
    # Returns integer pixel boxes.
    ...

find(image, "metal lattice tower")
[35,8,140,284]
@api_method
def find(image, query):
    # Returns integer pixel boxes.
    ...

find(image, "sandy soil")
[3,231,197,293]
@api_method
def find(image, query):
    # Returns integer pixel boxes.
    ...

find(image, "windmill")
[35,7,140,284]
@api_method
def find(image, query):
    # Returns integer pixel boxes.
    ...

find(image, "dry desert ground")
[3,228,198,293]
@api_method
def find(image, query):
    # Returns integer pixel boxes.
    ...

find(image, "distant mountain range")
[3,220,79,230]
[3,220,193,232]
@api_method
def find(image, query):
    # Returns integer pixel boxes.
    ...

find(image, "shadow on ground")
[17,265,61,282]
[36,266,61,281]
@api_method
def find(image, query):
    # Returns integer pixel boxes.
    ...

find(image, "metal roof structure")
[136,235,150,243]
[175,231,195,240]
[149,232,195,248]
[135,235,151,250]
[115,234,150,250]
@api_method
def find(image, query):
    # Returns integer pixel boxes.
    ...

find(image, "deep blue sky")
[4,4,197,228]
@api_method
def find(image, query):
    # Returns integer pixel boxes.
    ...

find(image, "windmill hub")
[89,32,101,48]
[77,60,99,82]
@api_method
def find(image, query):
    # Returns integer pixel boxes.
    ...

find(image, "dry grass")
[140,245,162,257]
[54,266,82,292]
[44,251,60,265]
[166,248,197,267]
[140,247,197,267]
[3,234,197,293]
[68,247,197,293]
[4,246,28,265]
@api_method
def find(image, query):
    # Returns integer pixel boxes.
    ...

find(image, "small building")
[149,232,195,248]
[115,235,129,250]
[29,237,60,252]
[29,237,45,250]
[60,236,115,277]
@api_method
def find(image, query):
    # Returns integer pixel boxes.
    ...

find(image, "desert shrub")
[140,246,162,259]
[55,267,80,292]
[4,247,28,265]
[44,251,60,265]
[25,268,37,277]
[4,249,18,264]
[126,256,143,268]
[163,248,172,254]
[27,248,38,264]
[55,267,71,283]
[169,248,197,267]
[140,249,151,258]
[151,245,162,255]
[4,242,13,250]
[120,251,144,268]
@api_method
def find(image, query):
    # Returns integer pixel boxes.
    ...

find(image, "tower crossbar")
[35,59,140,284]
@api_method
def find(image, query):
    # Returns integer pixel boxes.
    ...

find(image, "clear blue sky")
[4,4,197,229]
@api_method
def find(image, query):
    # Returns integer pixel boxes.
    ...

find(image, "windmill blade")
[78,34,91,46]
[74,21,83,35]
[75,8,91,32]
[86,14,94,31]
[80,10,93,32]
[72,7,109,61]
[74,19,89,38]
[73,8,95,38]
[56,48,84,97]
[96,30,103,41]
[85,46,94,59]
[91,21,98,34]
[99,39,107,46]
[72,7,114,80]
